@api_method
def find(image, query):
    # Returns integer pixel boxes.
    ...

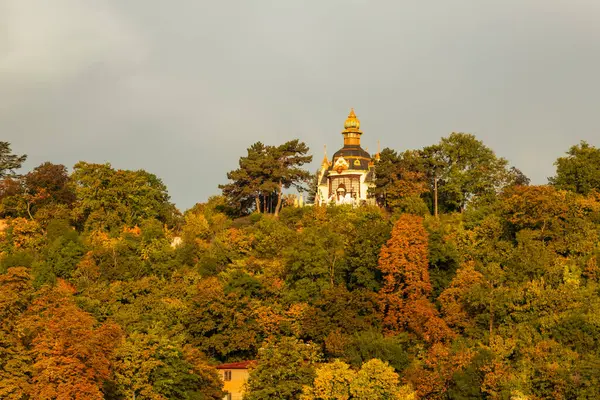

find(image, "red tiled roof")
[216,361,255,369]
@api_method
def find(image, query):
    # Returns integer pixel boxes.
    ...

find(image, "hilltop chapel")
[315,109,378,206]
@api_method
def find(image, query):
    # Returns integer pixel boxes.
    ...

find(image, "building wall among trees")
[217,362,251,400]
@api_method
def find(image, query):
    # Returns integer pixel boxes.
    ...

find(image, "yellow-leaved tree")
[301,358,416,400]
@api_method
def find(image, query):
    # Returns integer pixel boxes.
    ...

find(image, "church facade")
[315,109,378,206]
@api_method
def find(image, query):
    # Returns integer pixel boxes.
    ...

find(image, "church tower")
[316,109,376,205]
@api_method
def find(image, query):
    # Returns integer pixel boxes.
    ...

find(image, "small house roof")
[216,361,255,370]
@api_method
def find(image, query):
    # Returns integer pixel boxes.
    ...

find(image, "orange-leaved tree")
[438,261,484,334]
[20,280,122,400]
[406,342,475,399]
[378,214,453,342]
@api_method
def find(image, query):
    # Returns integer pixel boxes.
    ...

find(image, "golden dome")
[343,108,361,132]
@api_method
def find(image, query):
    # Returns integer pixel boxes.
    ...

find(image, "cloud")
[1,1,600,209]
[0,0,147,86]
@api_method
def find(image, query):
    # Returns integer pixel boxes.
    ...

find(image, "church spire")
[341,108,363,146]
[321,145,329,167]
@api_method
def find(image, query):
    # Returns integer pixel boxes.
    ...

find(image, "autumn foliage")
[378,214,453,342]
[22,281,122,400]
[2,138,600,399]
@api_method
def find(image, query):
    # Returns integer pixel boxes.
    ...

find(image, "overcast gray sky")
[2,1,599,210]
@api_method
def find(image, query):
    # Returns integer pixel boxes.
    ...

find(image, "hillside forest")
[1,134,600,399]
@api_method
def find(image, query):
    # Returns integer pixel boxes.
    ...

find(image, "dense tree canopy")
[371,149,428,213]
[0,136,599,399]
[373,133,527,215]
[69,162,177,234]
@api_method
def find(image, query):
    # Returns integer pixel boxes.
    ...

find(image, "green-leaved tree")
[0,142,26,179]
[220,140,311,216]
[244,337,321,400]
[549,141,600,194]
